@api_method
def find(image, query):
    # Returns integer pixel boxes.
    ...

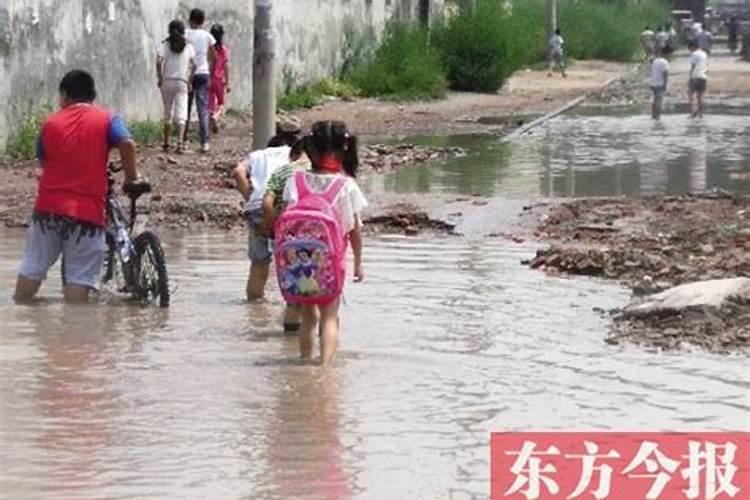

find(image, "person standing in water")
[14,70,141,304]
[727,17,739,54]
[279,121,366,365]
[233,117,302,303]
[548,29,566,78]
[688,39,708,119]
[208,24,231,135]
[184,8,216,153]
[156,20,196,153]
[649,49,670,120]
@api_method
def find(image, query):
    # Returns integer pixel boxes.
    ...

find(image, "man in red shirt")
[14,70,140,304]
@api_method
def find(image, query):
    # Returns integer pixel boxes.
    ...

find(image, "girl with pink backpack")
[276,121,367,365]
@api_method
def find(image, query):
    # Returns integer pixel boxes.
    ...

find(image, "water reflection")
[372,112,750,198]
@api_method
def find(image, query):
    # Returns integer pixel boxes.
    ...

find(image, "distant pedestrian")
[641,26,655,60]
[548,29,566,78]
[184,8,216,153]
[655,26,670,57]
[687,39,708,118]
[208,24,231,135]
[156,20,195,153]
[649,50,669,120]
[727,17,739,54]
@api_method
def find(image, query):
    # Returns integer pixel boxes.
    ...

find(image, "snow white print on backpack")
[274,172,349,305]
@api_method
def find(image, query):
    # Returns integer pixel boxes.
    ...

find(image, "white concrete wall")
[0,0,443,144]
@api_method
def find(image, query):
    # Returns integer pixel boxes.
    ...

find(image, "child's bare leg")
[299,305,319,360]
[246,262,269,301]
[176,123,186,152]
[319,299,341,365]
[688,91,697,118]
[697,92,705,118]
[14,275,42,304]
[162,122,172,150]
[283,304,302,332]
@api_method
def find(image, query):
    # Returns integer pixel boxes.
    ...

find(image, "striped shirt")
[264,160,311,214]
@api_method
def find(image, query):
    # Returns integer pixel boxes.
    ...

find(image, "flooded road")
[1,228,748,499]
[373,112,750,198]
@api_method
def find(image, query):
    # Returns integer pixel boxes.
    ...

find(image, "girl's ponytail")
[211,24,225,52]
[167,20,186,53]
[342,134,359,178]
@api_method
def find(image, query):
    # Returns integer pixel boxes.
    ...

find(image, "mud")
[527,193,750,352]
[0,142,465,233]
[363,203,457,236]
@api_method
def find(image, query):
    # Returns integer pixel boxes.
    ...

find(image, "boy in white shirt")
[688,40,708,118]
[649,50,669,120]
[184,9,216,153]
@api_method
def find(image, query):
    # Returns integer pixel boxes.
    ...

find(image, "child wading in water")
[277,121,366,365]
[208,24,230,134]
[156,20,196,153]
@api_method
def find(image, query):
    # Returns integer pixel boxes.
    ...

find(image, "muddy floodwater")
[373,111,750,198]
[2,111,750,499]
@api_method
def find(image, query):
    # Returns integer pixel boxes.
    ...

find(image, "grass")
[278,76,359,111]
[129,120,164,145]
[4,105,52,160]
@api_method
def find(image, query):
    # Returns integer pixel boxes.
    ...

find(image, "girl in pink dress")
[208,24,230,134]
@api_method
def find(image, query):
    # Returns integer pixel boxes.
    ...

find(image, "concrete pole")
[253,0,275,151]
[546,0,557,45]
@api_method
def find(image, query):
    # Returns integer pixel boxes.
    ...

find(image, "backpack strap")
[322,176,347,205]
[294,171,311,200]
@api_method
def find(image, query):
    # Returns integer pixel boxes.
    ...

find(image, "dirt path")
[0,60,630,233]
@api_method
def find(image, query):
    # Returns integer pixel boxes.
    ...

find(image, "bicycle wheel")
[133,231,170,308]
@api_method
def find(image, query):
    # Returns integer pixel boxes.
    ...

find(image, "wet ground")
[1,231,748,500]
[367,110,750,200]
[3,99,750,498]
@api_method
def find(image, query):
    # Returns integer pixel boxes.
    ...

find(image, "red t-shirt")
[35,104,129,227]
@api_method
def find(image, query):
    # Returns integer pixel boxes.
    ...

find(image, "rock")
[623,278,750,317]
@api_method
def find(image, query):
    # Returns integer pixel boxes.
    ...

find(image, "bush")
[346,22,447,101]
[5,106,51,160]
[558,0,669,62]
[434,0,514,92]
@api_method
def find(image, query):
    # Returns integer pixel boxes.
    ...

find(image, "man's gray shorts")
[18,213,106,289]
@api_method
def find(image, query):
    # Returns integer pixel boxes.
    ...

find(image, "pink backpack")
[274,172,348,305]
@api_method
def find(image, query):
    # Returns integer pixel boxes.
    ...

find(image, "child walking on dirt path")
[156,20,196,153]
[649,50,669,120]
[184,8,216,153]
[208,24,230,135]
[233,117,302,303]
[548,29,567,78]
[277,121,367,365]
[688,39,708,119]
[14,70,142,304]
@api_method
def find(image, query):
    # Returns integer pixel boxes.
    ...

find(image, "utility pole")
[253,0,275,151]
[545,0,557,45]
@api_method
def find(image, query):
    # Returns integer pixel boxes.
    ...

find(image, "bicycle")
[101,163,170,308]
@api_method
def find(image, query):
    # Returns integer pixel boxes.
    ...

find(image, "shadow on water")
[375,111,750,198]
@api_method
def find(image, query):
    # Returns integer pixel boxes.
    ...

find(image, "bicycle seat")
[123,181,152,199]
